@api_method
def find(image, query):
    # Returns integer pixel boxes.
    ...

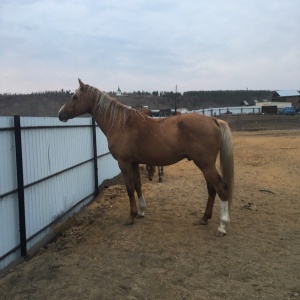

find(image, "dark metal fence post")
[14,115,27,257]
[92,118,99,197]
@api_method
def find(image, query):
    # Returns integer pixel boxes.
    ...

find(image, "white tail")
[218,120,234,209]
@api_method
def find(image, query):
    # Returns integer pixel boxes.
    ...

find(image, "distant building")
[271,90,300,107]
[257,101,292,109]
[116,86,122,96]
[256,101,292,114]
[240,98,293,114]
[240,100,258,106]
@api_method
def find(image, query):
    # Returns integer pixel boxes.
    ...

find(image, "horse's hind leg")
[199,166,230,236]
[198,183,216,225]
[133,163,146,218]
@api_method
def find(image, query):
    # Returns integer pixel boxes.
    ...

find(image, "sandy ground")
[0,129,299,300]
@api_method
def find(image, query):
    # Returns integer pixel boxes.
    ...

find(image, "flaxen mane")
[87,85,145,128]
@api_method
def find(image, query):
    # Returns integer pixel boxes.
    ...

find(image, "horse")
[58,79,234,237]
[146,165,164,182]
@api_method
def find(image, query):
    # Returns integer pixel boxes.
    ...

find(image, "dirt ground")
[0,127,299,300]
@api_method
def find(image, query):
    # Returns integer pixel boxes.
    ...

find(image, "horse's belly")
[137,150,186,166]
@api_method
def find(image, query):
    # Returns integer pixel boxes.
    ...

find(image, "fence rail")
[0,116,120,269]
[192,106,261,116]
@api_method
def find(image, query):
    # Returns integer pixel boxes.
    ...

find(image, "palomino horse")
[59,79,234,236]
[146,165,164,182]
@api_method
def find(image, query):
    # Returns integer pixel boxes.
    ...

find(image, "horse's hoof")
[199,219,208,225]
[124,219,134,226]
[214,231,226,237]
[193,219,208,225]
[137,212,145,218]
[199,218,209,225]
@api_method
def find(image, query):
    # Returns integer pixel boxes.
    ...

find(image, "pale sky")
[0,0,299,94]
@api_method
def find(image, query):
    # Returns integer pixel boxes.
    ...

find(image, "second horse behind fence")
[146,165,164,182]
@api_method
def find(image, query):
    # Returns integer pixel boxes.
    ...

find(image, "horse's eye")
[73,95,78,100]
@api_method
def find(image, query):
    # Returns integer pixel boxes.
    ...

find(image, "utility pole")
[175,85,177,115]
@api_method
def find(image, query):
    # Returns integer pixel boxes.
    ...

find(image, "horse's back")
[173,113,220,137]
[143,113,221,144]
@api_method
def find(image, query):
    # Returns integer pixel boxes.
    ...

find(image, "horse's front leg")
[133,163,146,217]
[118,160,138,225]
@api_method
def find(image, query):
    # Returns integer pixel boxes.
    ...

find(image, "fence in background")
[0,116,120,269]
[192,106,261,116]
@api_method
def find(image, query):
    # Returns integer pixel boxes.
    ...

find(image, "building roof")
[241,99,257,106]
[273,90,300,97]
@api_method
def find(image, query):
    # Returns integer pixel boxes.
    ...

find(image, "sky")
[0,0,300,94]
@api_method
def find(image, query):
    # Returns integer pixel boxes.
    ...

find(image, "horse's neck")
[90,94,127,137]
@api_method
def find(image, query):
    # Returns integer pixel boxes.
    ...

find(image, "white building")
[116,86,122,96]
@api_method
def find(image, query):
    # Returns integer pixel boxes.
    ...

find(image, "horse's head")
[58,78,91,122]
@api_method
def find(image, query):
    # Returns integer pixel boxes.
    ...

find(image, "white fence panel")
[0,118,17,196]
[24,163,95,249]
[21,117,93,184]
[0,193,19,269]
[0,116,120,270]
[0,117,20,269]
[98,155,120,184]
[20,117,97,249]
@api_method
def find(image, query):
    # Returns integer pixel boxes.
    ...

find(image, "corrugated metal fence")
[0,116,120,270]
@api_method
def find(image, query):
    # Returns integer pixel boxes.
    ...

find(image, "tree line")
[0,89,274,109]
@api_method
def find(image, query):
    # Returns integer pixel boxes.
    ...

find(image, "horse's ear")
[78,78,86,91]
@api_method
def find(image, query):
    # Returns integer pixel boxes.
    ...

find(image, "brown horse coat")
[59,79,234,236]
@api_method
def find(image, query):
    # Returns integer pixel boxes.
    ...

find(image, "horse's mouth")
[58,113,69,123]
[58,116,68,123]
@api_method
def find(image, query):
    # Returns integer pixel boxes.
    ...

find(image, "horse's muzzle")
[58,112,68,123]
